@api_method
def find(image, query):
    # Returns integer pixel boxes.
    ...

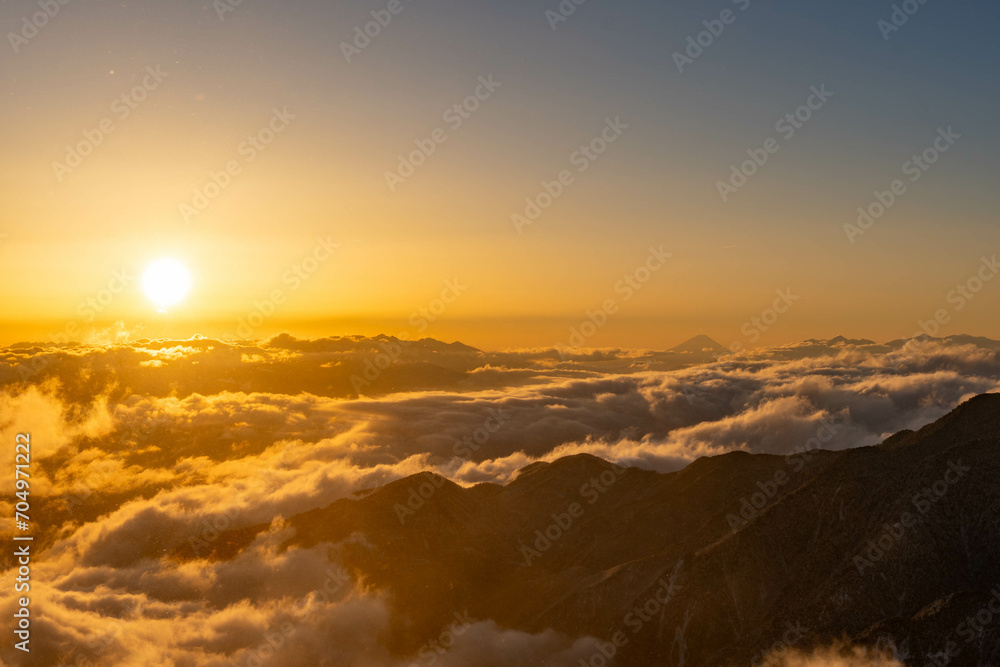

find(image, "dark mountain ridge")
[206,394,1000,665]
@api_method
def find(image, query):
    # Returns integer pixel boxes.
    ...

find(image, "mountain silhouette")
[669,335,730,356]
[203,394,1000,666]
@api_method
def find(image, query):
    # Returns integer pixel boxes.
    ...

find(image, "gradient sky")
[1,0,998,349]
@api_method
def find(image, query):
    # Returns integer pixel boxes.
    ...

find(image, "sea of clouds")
[1,334,997,665]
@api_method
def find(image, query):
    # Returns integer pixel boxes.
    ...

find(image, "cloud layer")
[1,334,998,665]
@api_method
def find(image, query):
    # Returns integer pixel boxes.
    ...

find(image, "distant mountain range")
[5,333,998,403]
[197,393,1000,666]
[671,333,1000,356]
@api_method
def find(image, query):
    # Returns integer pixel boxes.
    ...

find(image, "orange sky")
[2,1,998,350]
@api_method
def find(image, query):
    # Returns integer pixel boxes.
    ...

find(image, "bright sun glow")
[142,258,192,312]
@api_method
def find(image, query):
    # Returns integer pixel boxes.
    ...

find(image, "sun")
[142,258,192,313]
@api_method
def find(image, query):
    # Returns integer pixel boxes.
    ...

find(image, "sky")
[1,0,998,350]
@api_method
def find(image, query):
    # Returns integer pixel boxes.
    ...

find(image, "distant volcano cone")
[669,334,729,355]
